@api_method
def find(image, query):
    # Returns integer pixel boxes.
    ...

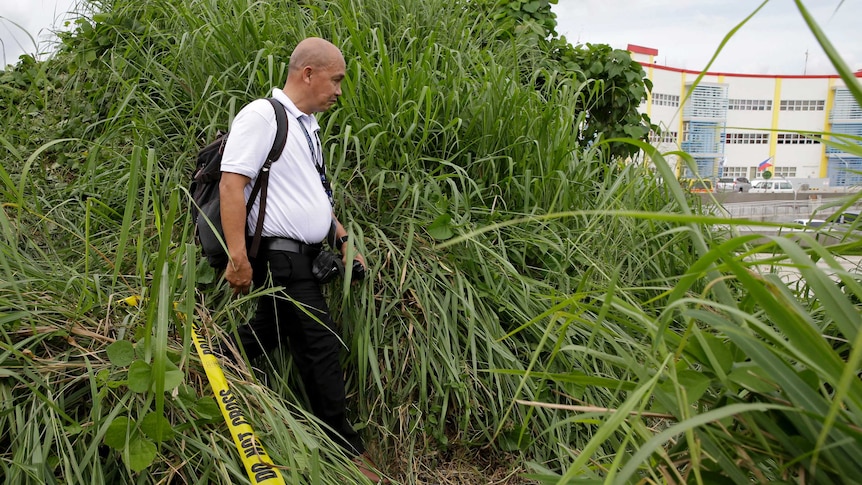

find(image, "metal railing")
[714,198,861,222]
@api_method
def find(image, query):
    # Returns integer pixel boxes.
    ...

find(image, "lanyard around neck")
[294,115,333,206]
[295,116,322,169]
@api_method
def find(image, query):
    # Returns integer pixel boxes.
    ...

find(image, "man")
[218,37,382,482]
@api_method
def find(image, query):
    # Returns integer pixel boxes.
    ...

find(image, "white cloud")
[552,0,862,75]
[3,0,860,76]
[1,0,79,66]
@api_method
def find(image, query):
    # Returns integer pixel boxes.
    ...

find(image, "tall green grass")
[1,0,861,483]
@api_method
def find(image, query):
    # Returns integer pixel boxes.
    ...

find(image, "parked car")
[791,218,827,229]
[750,179,794,193]
[838,211,859,224]
[716,176,751,192]
[686,179,714,193]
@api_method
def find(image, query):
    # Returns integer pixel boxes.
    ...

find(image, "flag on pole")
[758,157,773,171]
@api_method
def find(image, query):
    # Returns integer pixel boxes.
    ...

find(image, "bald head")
[282,37,346,114]
[288,37,344,75]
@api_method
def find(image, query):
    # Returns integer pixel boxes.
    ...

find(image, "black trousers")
[233,245,364,456]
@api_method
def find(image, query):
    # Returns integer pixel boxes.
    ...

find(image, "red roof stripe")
[626,44,862,78]
[627,44,659,56]
[636,61,861,79]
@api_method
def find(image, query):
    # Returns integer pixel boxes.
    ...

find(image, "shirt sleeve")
[219,100,278,179]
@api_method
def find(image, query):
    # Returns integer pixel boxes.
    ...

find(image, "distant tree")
[475,0,656,159]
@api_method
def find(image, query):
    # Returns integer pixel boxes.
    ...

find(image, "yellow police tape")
[123,295,285,484]
[190,322,286,485]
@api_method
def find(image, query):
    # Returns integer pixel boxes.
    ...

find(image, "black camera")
[312,252,366,284]
[352,259,366,281]
[311,251,343,284]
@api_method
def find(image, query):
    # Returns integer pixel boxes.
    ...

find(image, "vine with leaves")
[475,0,657,159]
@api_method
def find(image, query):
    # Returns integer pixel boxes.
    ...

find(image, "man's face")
[308,57,345,113]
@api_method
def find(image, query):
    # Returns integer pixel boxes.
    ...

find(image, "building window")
[831,88,862,121]
[726,133,770,144]
[774,166,797,177]
[652,93,680,107]
[721,166,748,178]
[728,99,772,111]
[779,99,825,111]
[683,84,729,120]
[649,130,678,144]
[776,133,821,144]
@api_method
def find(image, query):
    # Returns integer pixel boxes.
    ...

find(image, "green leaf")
[162,368,184,391]
[64,423,83,436]
[104,416,134,450]
[656,370,712,410]
[126,437,157,473]
[523,1,541,13]
[175,384,199,408]
[195,258,215,284]
[106,340,135,367]
[728,363,777,394]
[125,358,183,394]
[677,370,712,405]
[797,368,819,390]
[687,333,734,375]
[427,213,454,240]
[193,397,221,420]
[95,368,110,384]
[616,403,790,483]
[127,360,152,393]
[499,425,531,451]
[159,359,184,391]
[140,411,175,443]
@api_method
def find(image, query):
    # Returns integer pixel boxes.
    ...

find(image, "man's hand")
[225,254,253,295]
[342,251,366,283]
[343,251,366,268]
[332,214,366,283]
[219,171,253,295]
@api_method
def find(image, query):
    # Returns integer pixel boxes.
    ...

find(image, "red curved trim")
[627,44,658,56]
[638,62,862,79]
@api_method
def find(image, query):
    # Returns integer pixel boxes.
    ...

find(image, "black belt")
[260,238,321,255]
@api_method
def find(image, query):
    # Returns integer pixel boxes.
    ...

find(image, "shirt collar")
[271,88,320,132]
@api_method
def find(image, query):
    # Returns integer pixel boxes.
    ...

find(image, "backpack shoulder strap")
[248,97,289,258]
[265,97,289,163]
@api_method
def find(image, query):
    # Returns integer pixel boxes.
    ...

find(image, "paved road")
[755,254,862,284]
[705,189,858,205]
[708,194,862,281]
[711,192,860,223]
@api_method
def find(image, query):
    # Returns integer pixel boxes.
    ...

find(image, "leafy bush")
[2,0,861,484]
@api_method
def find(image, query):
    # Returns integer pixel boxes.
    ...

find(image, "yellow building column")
[821,78,836,178]
[769,78,781,173]
[676,72,687,178]
[645,61,654,119]
[717,74,725,177]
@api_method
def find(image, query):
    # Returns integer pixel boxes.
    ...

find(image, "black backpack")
[190,98,288,269]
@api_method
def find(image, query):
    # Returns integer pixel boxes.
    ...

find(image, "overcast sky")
[552,0,862,75]
[2,0,861,75]
[0,0,78,67]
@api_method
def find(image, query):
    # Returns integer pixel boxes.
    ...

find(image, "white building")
[629,44,862,188]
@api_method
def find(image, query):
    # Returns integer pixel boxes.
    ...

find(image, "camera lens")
[352,260,366,281]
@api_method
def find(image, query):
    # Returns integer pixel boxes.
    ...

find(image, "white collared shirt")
[220,89,332,243]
